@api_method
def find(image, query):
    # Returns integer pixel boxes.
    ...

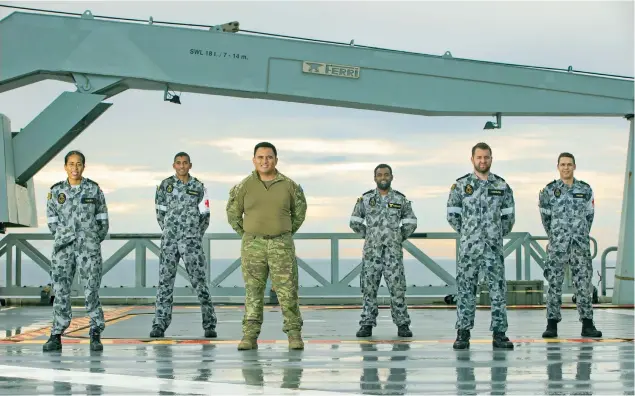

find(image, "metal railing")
[600,246,618,296]
[0,231,598,303]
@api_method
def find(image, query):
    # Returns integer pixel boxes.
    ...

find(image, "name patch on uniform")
[388,203,402,209]
[81,197,96,204]
[186,189,200,196]
[57,193,66,204]
[573,193,585,198]
[488,189,504,196]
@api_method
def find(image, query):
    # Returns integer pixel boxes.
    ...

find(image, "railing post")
[515,242,522,280]
[15,246,21,286]
[331,237,339,285]
[5,242,12,287]
[524,238,531,280]
[135,241,146,287]
[203,235,211,284]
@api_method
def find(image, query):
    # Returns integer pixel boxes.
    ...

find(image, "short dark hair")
[254,142,277,157]
[374,163,392,176]
[174,152,190,162]
[472,142,492,156]
[64,150,85,165]
[557,152,575,165]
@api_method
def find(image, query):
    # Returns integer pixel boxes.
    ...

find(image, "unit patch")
[57,193,66,204]
[464,184,473,195]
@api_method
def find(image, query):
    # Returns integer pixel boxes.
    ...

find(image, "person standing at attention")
[226,142,307,350]
[43,150,109,352]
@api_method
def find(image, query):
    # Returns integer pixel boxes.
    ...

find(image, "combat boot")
[204,328,217,338]
[453,329,470,350]
[42,334,62,352]
[542,319,558,338]
[397,325,412,337]
[581,318,602,337]
[238,329,259,350]
[89,328,103,351]
[149,327,164,338]
[287,331,304,350]
[356,325,372,337]
[492,331,514,349]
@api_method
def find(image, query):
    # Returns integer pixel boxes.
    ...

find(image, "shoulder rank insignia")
[457,173,470,181]
[363,189,374,196]
[393,190,405,197]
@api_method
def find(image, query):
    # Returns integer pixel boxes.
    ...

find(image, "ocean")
[0,257,616,297]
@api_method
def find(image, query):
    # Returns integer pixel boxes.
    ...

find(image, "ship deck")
[0,304,633,395]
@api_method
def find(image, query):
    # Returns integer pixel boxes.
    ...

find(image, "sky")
[0,0,633,262]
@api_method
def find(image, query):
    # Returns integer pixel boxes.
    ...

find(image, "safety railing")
[600,246,618,296]
[0,231,597,302]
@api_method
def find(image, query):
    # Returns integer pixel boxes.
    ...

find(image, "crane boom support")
[0,11,633,116]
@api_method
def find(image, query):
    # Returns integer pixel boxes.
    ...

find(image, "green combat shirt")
[226,170,307,237]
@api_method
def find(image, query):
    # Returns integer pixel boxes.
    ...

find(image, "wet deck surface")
[0,304,633,395]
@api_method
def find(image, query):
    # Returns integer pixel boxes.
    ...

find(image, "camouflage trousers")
[359,244,411,327]
[50,235,105,335]
[455,247,508,332]
[152,237,217,331]
[544,243,594,322]
[240,232,303,336]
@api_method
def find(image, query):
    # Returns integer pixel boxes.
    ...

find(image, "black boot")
[90,329,103,351]
[492,331,514,349]
[149,327,164,338]
[581,318,602,337]
[542,319,558,338]
[356,325,372,337]
[453,329,470,350]
[204,328,217,338]
[42,334,62,352]
[397,325,412,337]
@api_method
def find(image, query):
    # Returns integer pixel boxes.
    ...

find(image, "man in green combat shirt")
[226,141,308,350]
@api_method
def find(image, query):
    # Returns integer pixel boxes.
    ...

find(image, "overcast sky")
[0,1,633,261]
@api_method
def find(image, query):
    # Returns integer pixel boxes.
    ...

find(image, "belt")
[247,232,289,240]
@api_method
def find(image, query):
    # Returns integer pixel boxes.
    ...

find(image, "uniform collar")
[557,178,577,189]
[172,174,192,185]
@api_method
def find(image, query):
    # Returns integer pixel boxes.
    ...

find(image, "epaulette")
[547,179,557,187]
[456,173,470,181]
[363,189,374,196]
[50,181,62,189]
[393,190,405,197]
[579,180,589,186]
[494,174,506,182]
[84,177,98,186]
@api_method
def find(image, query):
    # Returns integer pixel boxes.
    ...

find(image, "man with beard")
[349,164,417,338]
[446,142,515,350]
[539,152,602,338]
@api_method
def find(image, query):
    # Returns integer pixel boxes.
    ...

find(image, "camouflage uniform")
[349,188,417,335]
[44,177,109,350]
[446,172,515,349]
[226,170,307,350]
[539,178,602,337]
[152,175,217,335]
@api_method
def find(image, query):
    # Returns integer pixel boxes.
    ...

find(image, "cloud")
[33,164,246,193]
[198,137,409,157]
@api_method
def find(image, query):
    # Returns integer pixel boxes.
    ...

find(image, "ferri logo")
[302,61,360,79]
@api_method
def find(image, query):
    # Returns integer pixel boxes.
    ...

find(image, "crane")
[0,8,633,304]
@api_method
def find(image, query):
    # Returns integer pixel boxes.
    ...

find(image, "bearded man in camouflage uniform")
[539,152,602,338]
[43,150,109,352]
[446,142,515,350]
[226,142,307,350]
[350,164,417,338]
[150,152,217,338]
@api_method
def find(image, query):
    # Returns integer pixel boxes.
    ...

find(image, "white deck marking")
[0,364,346,395]
[603,309,635,316]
